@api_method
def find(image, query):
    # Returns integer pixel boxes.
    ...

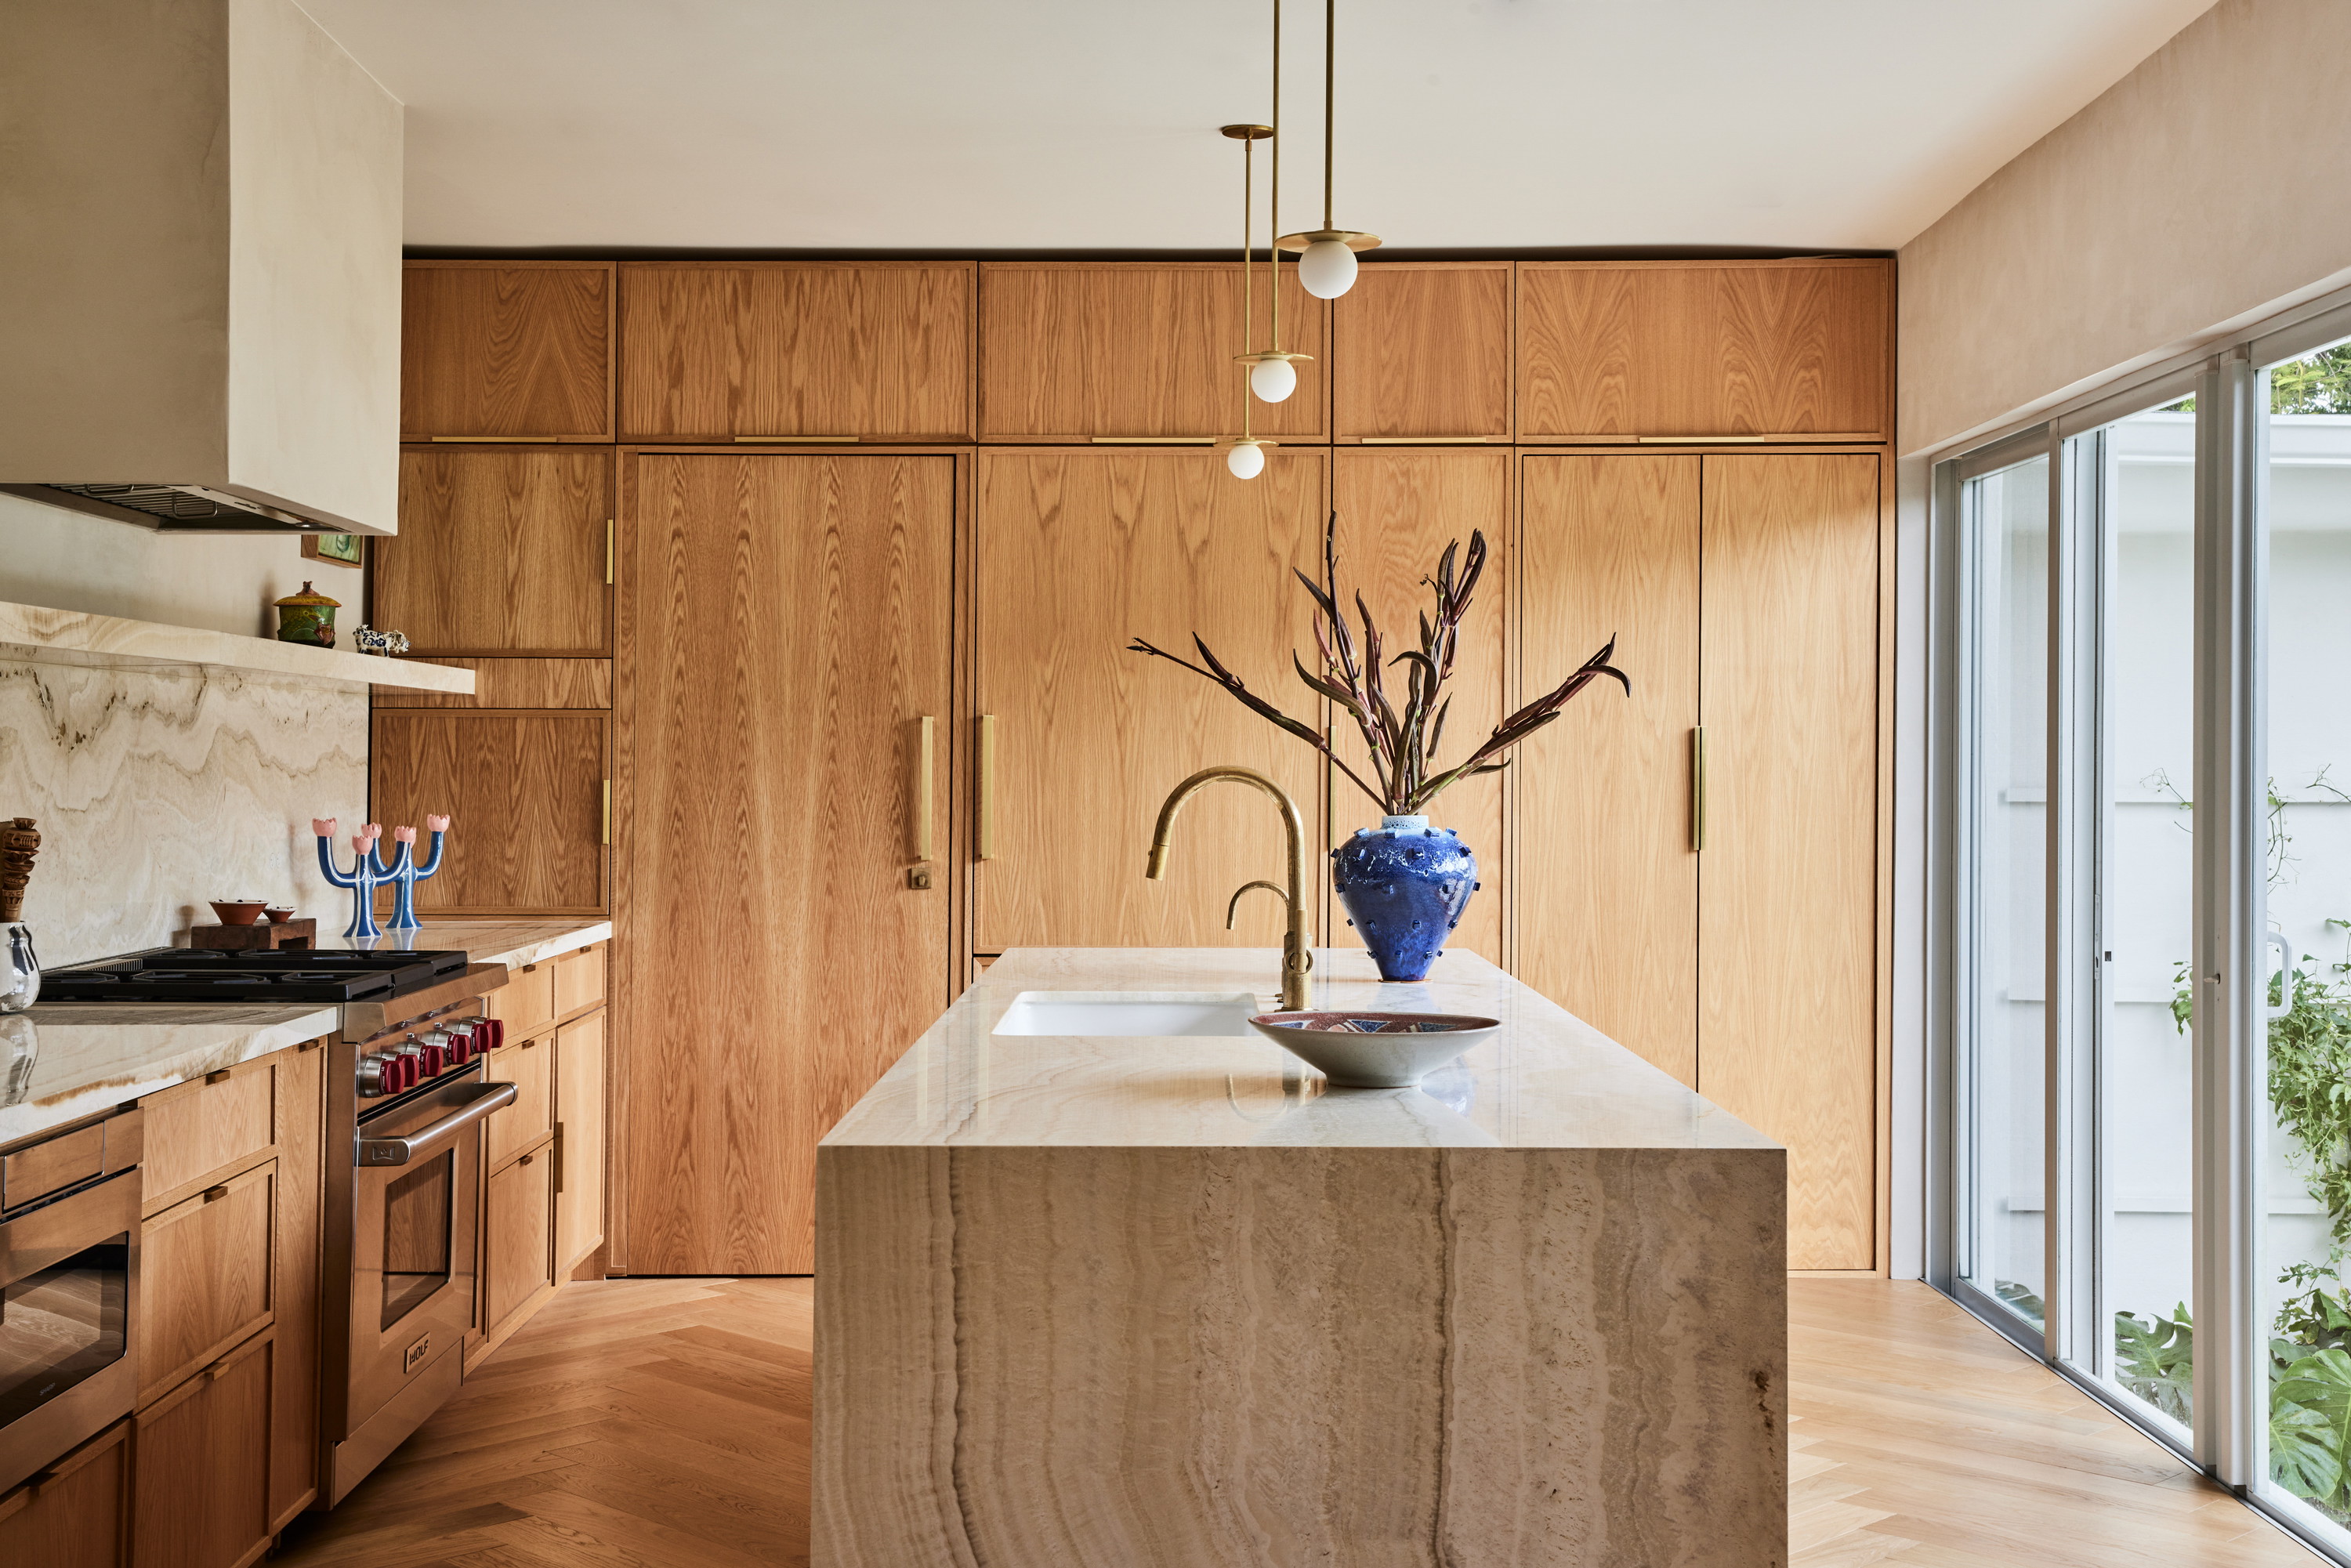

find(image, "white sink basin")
[992,990,1262,1037]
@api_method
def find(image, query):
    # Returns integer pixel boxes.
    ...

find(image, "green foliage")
[2114,1304,2194,1422]
[1993,1279,2045,1330]
[2160,343,2351,416]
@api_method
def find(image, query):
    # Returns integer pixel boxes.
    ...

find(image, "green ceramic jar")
[273,581,341,647]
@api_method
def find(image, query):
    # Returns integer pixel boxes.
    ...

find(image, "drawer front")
[139,1162,276,1407]
[143,1064,274,1204]
[552,943,605,1018]
[484,1037,555,1168]
[132,1327,274,1568]
[1,1121,104,1213]
[489,961,556,1037]
[484,1147,554,1335]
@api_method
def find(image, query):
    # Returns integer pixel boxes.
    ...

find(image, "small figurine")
[373,815,448,932]
[353,625,411,657]
[314,817,386,939]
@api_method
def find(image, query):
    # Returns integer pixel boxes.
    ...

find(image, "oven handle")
[355,1081,516,1167]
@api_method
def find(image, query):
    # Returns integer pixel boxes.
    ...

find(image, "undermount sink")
[991,991,1262,1037]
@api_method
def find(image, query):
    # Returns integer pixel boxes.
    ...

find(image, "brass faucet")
[1146,766,1313,1012]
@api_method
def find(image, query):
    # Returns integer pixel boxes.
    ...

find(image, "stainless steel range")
[47,946,513,1505]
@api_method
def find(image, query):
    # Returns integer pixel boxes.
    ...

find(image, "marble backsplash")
[0,657,369,968]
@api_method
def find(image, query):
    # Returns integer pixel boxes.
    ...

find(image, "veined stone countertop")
[1,919,607,1150]
[0,1002,338,1149]
[824,945,1778,1151]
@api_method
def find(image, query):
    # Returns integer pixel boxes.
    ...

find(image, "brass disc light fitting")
[1275,0,1379,299]
[1219,123,1279,479]
[1233,2,1312,404]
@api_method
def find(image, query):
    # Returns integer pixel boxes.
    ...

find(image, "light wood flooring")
[270,1276,2320,1566]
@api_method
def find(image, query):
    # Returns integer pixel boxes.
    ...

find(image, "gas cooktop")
[42,948,471,1004]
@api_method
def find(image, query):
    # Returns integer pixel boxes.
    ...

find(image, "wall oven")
[321,972,511,1506]
[0,1107,141,1496]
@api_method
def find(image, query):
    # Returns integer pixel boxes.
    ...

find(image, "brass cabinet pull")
[552,1124,565,1194]
[1088,436,1215,445]
[915,715,936,863]
[976,715,997,861]
[1356,436,1496,444]
[601,780,611,847]
[734,434,857,443]
[1691,727,1708,852]
[604,519,614,585]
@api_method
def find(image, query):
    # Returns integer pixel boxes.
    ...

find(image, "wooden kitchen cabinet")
[1328,447,1511,965]
[973,448,1325,951]
[1517,259,1891,442]
[377,447,614,657]
[129,1328,276,1568]
[620,451,955,1274]
[1333,262,1512,441]
[552,943,605,1021]
[137,1164,275,1408]
[554,1009,606,1275]
[1516,454,1702,1085]
[401,262,614,441]
[0,1421,129,1568]
[978,263,1328,441]
[370,711,609,916]
[483,1034,555,1169]
[619,262,973,441]
[483,1148,555,1341]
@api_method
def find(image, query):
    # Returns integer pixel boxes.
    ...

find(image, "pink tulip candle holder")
[374,815,448,933]
[313,814,448,939]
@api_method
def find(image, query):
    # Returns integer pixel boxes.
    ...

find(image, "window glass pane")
[2099,405,2197,1436]
[1962,456,2049,1329]
[2256,339,2351,1536]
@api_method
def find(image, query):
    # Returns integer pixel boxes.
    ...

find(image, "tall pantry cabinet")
[381,253,1894,1277]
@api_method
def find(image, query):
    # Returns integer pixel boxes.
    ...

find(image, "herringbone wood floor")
[270,1276,2318,1566]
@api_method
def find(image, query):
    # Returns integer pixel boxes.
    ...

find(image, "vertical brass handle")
[1691,727,1707,852]
[605,519,615,585]
[976,715,997,861]
[915,715,936,861]
[601,780,611,846]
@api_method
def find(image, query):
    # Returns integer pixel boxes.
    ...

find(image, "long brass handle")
[1636,433,1878,444]
[734,434,858,443]
[601,780,611,846]
[976,715,997,860]
[915,716,936,862]
[1691,727,1708,852]
[1088,436,1215,445]
[1356,436,1498,444]
[605,519,614,585]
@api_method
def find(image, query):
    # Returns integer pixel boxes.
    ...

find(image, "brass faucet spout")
[1145,766,1313,1012]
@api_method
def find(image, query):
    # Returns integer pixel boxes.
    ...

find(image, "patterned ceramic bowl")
[1247,1010,1500,1088]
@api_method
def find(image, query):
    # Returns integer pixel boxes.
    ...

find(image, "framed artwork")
[302,532,364,568]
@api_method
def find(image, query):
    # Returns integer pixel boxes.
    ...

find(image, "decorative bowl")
[1247,1010,1500,1088]
[209,899,267,926]
[263,906,296,924]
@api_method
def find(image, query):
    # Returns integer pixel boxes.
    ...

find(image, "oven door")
[345,1066,513,1434]
[0,1165,139,1495]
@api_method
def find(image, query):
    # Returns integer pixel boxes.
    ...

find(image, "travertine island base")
[814,948,1788,1568]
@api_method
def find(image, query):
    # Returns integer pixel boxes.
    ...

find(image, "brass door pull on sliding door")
[976,715,997,861]
[914,715,936,863]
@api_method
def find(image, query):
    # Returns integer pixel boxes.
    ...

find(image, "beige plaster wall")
[1898,0,2351,457]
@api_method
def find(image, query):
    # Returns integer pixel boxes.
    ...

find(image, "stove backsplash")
[0,657,367,967]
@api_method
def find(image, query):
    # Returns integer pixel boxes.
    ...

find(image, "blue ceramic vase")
[1330,816,1479,982]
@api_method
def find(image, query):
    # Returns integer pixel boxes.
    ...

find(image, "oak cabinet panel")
[140,1068,272,1208]
[1697,453,1880,1271]
[554,1010,607,1275]
[619,262,973,440]
[379,447,613,657]
[1517,260,1890,440]
[484,1034,556,1169]
[0,1421,129,1568]
[265,1045,321,1528]
[484,1146,555,1338]
[1516,454,1701,1085]
[974,449,1325,950]
[1328,448,1510,964]
[621,452,955,1274]
[371,658,613,712]
[371,712,609,915]
[138,1164,275,1409]
[487,961,556,1037]
[129,1331,274,1568]
[552,943,605,1019]
[978,263,1328,440]
[401,263,614,440]
[1333,263,1512,440]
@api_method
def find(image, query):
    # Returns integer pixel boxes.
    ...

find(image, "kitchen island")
[814,947,1786,1568]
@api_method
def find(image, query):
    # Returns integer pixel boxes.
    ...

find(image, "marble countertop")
[1,918,607,1150]
[823,947,1779,1152]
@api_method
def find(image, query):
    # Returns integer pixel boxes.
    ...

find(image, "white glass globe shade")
[1297,238,1358,299]
[1226,442,1266,480]
[1249,356,1299,403]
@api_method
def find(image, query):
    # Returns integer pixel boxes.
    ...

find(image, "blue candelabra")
[373,815,447,933]
[313,817,386,940]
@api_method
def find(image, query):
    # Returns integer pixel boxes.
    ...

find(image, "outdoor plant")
[1129,513,1628,814]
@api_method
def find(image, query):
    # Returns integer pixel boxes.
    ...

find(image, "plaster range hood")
[0,0,404,536]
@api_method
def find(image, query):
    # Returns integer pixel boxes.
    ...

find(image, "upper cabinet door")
[974,449,1326,951]
[618,263,974,442]
[1517,260,1891,443]
[977,263,1328,442]
[1332,263,1512,442]
[380,447,613,657]
[401,263,615,441]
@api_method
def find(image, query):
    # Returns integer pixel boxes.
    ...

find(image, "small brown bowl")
[263,906,296,924]
[209,900,267,926]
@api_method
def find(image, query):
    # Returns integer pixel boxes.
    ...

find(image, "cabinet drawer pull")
[553,1124,565,1194]
[976,715,997,861]
[202,1184,230,1203]
[207,1358,232,1381]
[1088,436,1214,445]
[1357,436,1494,444]
[204,1069,234,1085]
[734,434,857,443]
[519,1153,534,1166]
[602,779,611,847]
[914,715,936,863]
[605,518,615,585]
[521,1037,538,1049]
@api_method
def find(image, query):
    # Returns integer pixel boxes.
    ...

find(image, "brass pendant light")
[1218,122,1277,480]
[1237,0,1311,404]
[1275,0,1379,299]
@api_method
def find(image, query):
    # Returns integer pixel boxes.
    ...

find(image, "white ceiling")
[302,0,2215,254]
